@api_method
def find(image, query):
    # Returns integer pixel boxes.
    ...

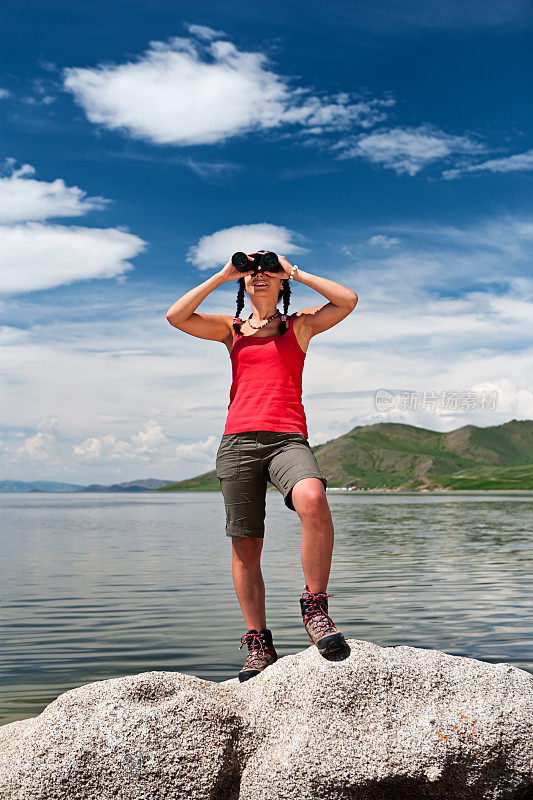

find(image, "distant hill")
[76,479,175,493]
[0,480,85,493]
[3,421,531,493]
[157,471,220,492]
[158,419,533,492]
[0,479,175,493]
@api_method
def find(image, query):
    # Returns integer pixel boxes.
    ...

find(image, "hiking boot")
[300,584,347,655]
[238,627,277,682]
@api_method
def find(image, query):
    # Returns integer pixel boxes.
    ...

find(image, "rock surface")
[0,639,532,800]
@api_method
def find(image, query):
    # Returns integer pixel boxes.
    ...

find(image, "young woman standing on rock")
[166,251,358,681]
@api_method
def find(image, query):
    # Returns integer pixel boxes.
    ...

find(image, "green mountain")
[157,419,533,492]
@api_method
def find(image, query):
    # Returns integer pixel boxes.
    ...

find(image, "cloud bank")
[1,213,531,482]
[0,161,146,295]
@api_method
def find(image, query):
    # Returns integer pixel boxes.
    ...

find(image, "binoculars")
[232,251,282,275]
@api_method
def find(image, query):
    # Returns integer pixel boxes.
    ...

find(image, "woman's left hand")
[263,254,295,280]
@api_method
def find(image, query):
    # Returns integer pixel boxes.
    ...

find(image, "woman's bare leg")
[231,536,267,631]
[290,478,334,593]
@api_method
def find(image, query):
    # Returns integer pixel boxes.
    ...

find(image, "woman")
[166,250,358,682]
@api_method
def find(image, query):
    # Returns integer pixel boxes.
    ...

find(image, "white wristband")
[289,264,298,282]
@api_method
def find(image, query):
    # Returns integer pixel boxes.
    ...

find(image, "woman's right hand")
[218,253,256,283]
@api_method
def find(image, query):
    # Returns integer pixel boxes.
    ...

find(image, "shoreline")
[323,488,533,495]
[3,488,532,496]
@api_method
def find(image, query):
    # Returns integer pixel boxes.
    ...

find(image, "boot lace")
[302,589,335,637]
[239,631,269,668]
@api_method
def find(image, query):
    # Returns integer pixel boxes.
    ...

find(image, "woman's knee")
[291,478,328,515]
[231,535,263,564]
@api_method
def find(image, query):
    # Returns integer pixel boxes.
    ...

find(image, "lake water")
[1,491,531,726]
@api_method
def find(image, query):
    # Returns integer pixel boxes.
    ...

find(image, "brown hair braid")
[233,278,292,336]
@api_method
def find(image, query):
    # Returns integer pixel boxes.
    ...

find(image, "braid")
[233,278,245,335]
[278,279,292,334]
[234,277,291,335]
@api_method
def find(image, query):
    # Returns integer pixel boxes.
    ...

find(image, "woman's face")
[244,271,282,299]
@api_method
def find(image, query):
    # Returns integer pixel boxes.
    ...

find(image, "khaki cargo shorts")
[215,430,328,538]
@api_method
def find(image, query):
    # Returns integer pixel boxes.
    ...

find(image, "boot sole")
[238,669,261,682]
[238,654,277,682]
[316,632,347,654]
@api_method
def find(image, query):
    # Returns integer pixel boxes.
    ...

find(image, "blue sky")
[1,0,532,483]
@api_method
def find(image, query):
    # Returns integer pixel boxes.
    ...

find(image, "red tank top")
[223,312,308,437]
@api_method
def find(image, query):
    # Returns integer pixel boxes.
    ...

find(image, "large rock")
[0,639,531,800]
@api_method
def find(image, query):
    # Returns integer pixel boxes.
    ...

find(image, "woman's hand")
[218,253,256,283]
[263,254,295,281]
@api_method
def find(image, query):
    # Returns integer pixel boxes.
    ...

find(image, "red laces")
[301,586,335,635]
[239,631,267,657]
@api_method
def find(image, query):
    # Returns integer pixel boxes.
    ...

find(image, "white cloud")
[174,435,218,460]
[0,159,107,223]
[15,415,62,461]
[13,417,219,475]
[334,124,483,175]
[0,222,146,294]
[16,431,51,459]
[63,33,393,146]
[368,234,400,248]
[0,88,10,100]
[443,149,533,179]
[0,160,146,295]
[468,378,533,415]
[74,421,169,461]
[0,282,237,481]
[74,421,218,471]
[346,216,533,304]
[184,23,227,41]
[186,223,307,270]
[130,420,167,451]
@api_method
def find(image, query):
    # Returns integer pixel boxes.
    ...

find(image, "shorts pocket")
[215,436,242,479]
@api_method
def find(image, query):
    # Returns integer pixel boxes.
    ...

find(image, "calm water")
[1,491,532,726]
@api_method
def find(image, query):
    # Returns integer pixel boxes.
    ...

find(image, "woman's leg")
[290,478,334,594]
[231,536,266,631]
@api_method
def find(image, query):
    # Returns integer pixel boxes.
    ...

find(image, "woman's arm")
[284,260,358,337]
[295,267,358,309]
[165,257,254,341]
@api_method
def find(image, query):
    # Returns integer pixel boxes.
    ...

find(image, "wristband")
[289,264,298,282]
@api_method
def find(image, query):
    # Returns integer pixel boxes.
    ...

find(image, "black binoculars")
[232,250,282,275]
